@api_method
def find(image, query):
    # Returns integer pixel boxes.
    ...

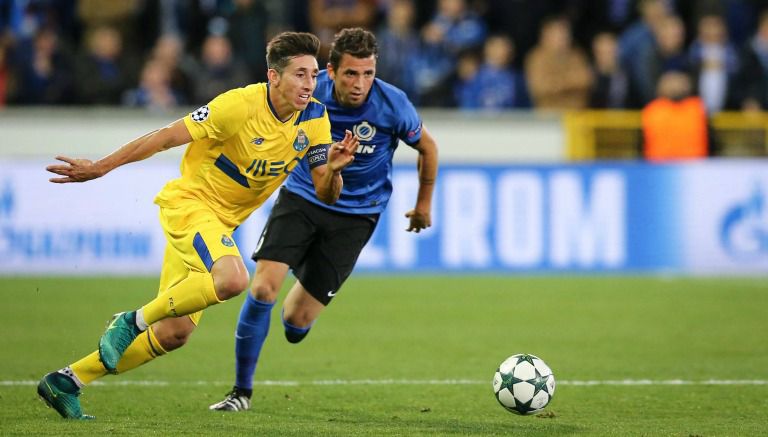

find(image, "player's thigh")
[252,189,317,267]
[282,281,325,327]
[294,213,377,305]
[159,203,243,320]
[159,202,242,274]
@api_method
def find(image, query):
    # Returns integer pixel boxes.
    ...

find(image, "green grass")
[1,276,767,435]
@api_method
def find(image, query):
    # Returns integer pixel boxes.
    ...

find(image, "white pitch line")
[2,379,767,387]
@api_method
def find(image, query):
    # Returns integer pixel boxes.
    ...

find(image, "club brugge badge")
[221,234,234,247]
[293,129,309,152]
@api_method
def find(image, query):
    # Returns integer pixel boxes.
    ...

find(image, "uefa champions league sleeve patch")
[191,105,210,122]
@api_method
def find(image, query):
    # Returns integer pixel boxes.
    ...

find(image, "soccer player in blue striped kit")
[210,28,439,411]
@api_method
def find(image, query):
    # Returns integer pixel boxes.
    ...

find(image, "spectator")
[0,32,13,106]
[122,58,183,112]
[525,15,593,110]
[422,0,487,56]
[454,34,530,110]
[74,26,137,105]
[309,0,377,63]
[688,13,740,113]
[641,71,709,161]
[589,31,630,108]
[618,0,671,106]
[410,0,487,106]
[13,27,75,104]
[227,0,269,82]
[633,15,687,106]
[150,34,193,104]
[78,0,143,59]
[737,10,768,111]
[618,0,670,68]
[189,34,250,105]
[481,0,561,69]
[376,0,421,96]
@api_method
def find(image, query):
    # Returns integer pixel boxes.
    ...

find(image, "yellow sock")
[71,327,167,385]
[141,271,219,325]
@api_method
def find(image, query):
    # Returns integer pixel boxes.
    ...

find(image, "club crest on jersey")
[191,105,210,122]
[293,129,309,152]
[221,234,234,247]
[352,121,376,142]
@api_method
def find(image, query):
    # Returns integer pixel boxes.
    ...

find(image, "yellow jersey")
[154,83,332,227]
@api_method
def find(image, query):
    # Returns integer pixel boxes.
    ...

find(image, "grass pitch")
[1,276,767,436]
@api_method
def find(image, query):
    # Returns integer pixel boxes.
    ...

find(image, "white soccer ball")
[492,353,556,415]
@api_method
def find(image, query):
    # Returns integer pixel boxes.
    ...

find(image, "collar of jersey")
[266,82,296,124]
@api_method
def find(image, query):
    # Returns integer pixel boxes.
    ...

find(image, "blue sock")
[282,308,312,344]
[234,294,274,390]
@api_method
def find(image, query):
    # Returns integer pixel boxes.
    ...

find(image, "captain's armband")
[307,144,329,169]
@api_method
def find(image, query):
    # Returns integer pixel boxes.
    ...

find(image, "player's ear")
[267,68,280,84]
[327,63,335,80]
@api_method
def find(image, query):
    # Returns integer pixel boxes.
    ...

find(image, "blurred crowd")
[2,0,768,113]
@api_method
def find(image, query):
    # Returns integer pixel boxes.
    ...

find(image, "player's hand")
[46,156,105,183]
[327,130,359,172]
[405,208,431,233]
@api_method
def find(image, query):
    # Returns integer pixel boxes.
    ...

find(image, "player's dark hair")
[328,28,378,71]
[266,32,321,73]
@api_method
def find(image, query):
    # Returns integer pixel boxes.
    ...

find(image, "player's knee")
[214,272,250,300]
[250,280,280,303]
[154,326,194,351]
[284,311,314,328]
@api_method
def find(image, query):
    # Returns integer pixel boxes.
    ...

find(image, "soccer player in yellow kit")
[37,32,359,420]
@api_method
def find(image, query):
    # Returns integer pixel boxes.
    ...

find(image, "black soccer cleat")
[209,387,252,412]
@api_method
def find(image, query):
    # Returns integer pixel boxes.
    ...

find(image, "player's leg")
[98,205,247,372]
[283,208,379,343]
[281,280,325,343]
[38,246,199,419]
[209,259,290,412]
[212,189,312,411]
[38,318,198,420]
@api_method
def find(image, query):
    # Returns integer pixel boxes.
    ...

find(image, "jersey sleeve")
[309,109,333,148]
[183,89,249,141]
[394,97,423,147]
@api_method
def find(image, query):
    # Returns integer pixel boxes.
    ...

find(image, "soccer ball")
[492,354,556,415]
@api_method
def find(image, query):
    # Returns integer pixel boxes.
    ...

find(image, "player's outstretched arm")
[311,130,359,204]
[46,119,192,183]
[405,126,438,233]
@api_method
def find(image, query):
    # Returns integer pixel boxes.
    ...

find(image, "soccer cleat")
[99,311,142,373]
[209,387,252,412]
[37,372,94,420]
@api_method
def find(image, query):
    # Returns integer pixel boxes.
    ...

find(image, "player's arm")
[310,130,359,204]
[47,119,192,183]
[405,126,438,233]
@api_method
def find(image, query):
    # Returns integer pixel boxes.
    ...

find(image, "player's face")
[270,54,319,118]
[328,54,376,108]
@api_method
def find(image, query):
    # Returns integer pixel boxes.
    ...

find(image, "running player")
[38,32,359,420]
[210,28,438,411]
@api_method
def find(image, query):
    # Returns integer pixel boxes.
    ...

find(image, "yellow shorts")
[156,201,242,325]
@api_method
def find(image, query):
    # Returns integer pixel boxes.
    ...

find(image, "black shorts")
[252,188,379,305]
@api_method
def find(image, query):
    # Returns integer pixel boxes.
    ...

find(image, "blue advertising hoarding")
[1,160,766,275]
